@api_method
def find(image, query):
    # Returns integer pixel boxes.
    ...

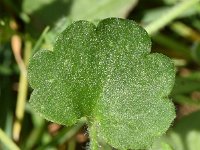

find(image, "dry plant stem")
[11,35,26,75]
[0,128,20,150]
[145,0,200,35]
[13,40,31,141]
[170,22,200,42]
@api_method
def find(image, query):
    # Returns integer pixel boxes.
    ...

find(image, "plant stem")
[32,26,50,55]
[37,117,86,150]
[68,137,76,150]
[13,40,31,141]
[89,122,98,150]
[152,33,191,59]
[24,117,45,150]
[170,22,200,42]
[0,128,20,150]
[145,0,200,35]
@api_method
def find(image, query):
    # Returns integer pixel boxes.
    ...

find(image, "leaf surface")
[28,18,176,149]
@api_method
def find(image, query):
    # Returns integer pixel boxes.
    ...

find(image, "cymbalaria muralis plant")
[28,18,176,150]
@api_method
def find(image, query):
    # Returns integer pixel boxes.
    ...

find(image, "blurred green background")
[0,0,200,150]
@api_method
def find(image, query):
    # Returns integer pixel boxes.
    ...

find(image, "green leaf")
[22,0,138,37]
[28,18,176,149]
[23,0,138,19]
[70,0,138,20]
[43,0,138,49]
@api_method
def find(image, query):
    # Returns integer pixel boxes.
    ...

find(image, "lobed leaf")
[28,18,176,149]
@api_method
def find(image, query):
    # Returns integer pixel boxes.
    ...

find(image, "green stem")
[89,122,98,150]
[32,26,50,55]
[0,128,20,150]
[68,137,76,150]
[24,118,45,150]
[37,118,86,150]
[144,0,200,35]
[152,33,191,59]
